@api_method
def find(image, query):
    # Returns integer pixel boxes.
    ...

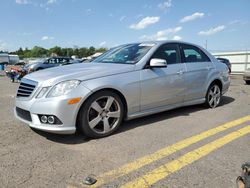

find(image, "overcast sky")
[0,0,250,52]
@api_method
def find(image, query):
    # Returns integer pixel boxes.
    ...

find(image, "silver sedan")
[15,41,230,138]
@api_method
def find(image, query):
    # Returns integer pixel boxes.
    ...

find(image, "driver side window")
[152,44,180,65]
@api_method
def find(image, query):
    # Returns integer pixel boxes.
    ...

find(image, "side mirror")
[149,58,167,68]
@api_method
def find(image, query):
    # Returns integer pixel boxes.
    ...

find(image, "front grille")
[17,78,37,98]
[16,107,32,122]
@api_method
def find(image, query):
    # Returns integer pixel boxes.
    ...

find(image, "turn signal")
[67,97,82,105]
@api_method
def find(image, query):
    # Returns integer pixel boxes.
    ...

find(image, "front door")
[140,43,186,111]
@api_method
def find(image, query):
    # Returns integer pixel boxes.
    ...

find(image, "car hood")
[24,63,135,86]
[24,62,41,69]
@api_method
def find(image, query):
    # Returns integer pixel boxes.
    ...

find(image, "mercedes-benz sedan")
[15,41,230,138]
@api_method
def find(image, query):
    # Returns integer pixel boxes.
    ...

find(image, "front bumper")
[15,84,92,134]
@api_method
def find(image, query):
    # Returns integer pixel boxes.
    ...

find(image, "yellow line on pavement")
[121,125,250,188]
[90,115,250,187]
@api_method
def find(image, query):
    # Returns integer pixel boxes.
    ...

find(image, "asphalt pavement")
[0,75,249,188]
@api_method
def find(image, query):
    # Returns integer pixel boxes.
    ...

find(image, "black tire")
[77,91,124,138]
[246,81,250,85]
[205,83,221,108]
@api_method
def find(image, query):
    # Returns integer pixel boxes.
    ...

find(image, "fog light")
[41,115,48,123]
[48,116,55,124]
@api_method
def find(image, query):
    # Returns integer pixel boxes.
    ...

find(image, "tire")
[246,81,250,85]
[77,91,124,138]
[205,84,221,108]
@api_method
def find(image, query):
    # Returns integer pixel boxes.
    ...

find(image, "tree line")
[6,46,108,59]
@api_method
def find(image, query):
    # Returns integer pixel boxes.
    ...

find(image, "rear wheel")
[77,91,124,138]
[205,84,221,108]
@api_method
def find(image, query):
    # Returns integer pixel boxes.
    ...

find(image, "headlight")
[36,87,50,98]
[47,80,81,98]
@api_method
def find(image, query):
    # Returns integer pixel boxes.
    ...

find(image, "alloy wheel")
[87,96,121,134]
[207,85,221,108]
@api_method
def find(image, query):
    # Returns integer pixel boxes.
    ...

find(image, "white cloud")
[99,41,106,47]
[180,12,204,23]
[198,25,226,36]
[229,19,248,25]
[143,4,152,9]
[47,0,57,4]
[119,16,126,22]
[41,36,55,41]
[85,8,92,14]
[158,0,172,11]
[140,26,182,41]
[15,0,28,4]
[18,32,32,36]
[136,14,143,19]
[130,16,160,30]
[172,35,182,40]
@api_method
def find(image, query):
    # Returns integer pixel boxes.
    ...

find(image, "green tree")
[16,47,24,57]
[29,46,47,57]
[79,47,88,58]
[87,46,96,56]
[49,46,62,56]
[96,47,107,53]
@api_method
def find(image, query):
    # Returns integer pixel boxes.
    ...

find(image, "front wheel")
[77,91,124,138]
[205,84,221,108]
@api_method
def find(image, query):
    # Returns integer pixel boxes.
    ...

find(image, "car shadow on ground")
[32,129,92,144]
[33,96,235,144]
[118,96,235,134]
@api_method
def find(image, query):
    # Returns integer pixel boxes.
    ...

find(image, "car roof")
[120,40,204,49]
[49,56,71,58]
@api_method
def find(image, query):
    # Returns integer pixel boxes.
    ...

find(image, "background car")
[23,57,80,73]
[243,68,250,84]
[216,57,231,73]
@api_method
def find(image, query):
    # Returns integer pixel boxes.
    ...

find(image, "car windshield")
[93,43,155,64]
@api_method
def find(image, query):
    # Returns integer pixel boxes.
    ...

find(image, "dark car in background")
[24,57,80,73]
[243,68,250,85]
[216,58,231,73]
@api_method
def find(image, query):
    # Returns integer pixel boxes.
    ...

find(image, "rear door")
[179,44,213,102]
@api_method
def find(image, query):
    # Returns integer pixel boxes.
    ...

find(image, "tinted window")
[152,44,179,65]
[181,44,210,63]
[59,58,70,63]
[48,58,58,64]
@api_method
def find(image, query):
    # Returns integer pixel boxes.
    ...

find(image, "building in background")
[213,51,250,74]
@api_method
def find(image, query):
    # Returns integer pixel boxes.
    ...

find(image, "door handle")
[176,70,184,75]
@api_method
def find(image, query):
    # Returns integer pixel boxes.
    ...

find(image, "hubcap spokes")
[208,85,221,108]
[88,96,120,134]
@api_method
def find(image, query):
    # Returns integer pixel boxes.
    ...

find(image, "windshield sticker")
[139,43,155,47]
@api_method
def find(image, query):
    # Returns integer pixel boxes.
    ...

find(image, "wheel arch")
[75,88,128,130]
[207,79,223,92]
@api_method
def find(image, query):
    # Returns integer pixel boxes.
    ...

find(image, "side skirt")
[125,98,206,121]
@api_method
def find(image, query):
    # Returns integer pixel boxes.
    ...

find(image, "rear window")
[181,44,210,63]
